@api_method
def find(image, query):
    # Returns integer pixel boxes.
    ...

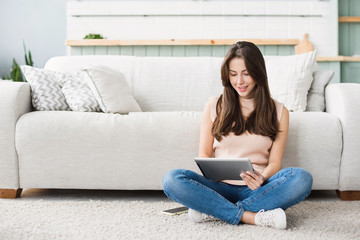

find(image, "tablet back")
[194,158,254,181]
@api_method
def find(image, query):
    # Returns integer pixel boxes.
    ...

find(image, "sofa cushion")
[44,54,317,113]
[282,112,342,189]
[45,55,136,86]
[306,70,334,112]
[15,111,341,190]
[82,65,142,114]
[265,51,317,112]
[20,65,71,111]
[132,57,223,112]
[56,71,102,112]
[15,111,202,189]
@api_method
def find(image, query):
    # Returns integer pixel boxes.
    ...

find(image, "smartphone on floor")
[161,206,189,216]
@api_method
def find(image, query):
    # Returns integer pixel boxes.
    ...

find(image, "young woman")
[162,41,313,229]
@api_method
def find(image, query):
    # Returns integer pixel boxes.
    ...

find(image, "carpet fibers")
[0,198,359,240]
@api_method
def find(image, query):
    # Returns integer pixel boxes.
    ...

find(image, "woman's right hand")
[240,170,265,190]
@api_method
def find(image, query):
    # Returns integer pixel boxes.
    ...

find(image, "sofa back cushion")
[45,56,224,112]
[45,55,136,90]
[133,57,223,111]
[45,54,317,112]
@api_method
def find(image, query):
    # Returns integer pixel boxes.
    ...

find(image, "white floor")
[19,188,341,202]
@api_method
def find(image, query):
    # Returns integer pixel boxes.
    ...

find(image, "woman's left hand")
[240,170,265,190]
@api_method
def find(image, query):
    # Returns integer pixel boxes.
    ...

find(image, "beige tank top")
[209,95,284,185]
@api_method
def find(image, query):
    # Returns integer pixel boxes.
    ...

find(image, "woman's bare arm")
[240,106,289,190]
[198,99,214,158]
[261,106,290,181]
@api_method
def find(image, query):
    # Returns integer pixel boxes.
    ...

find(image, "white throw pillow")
[56,71,102,112]
[20,65,71,111]
[265,51,317,112]
[306,70,334,112]
[82,65,142,114]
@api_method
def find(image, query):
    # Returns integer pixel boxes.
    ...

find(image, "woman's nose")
[236,76,244,85]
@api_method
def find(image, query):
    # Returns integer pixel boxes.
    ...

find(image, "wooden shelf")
[316,56,345,62]
[316,56,360,62]
[66,39,299,46]
[342,56,360,62]
[339,16,360,23]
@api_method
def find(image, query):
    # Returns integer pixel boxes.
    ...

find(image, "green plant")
[2,43,33,82]
[24,43,33,66]
[84,33,104,39]
[10,59,24,82]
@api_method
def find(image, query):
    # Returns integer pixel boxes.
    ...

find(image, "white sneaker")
[254,208,287,230]
[188,208,218,223]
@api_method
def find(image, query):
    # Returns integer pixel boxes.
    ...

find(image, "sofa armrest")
[0,81,32,189]
[325,83,360,191]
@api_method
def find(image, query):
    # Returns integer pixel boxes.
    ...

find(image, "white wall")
[67,1,337,57]
[0,0,332,77]
[0,0,69,76]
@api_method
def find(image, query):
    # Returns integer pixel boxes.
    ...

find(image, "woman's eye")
[243,73,249,76]
[230,74,237,77]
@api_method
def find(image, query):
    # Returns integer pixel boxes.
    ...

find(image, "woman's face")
[228,57,256,99]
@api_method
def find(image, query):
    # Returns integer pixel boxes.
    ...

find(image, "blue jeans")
[162,167,313,225]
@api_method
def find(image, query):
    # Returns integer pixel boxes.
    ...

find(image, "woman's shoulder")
[207,95,221,107]
[207,95,221,122]
[272,99,285,122]
[208,95,220,102]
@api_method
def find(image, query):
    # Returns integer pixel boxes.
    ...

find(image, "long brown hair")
[212,41,279,142]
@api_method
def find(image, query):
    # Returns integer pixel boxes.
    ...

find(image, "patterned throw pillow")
[55,71,101,112]
[21,65,71,111]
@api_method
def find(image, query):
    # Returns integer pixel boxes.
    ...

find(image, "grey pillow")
[306,70,334,112]
[82,65,142,114]
[21,65,71,111]
[56,71,102,112]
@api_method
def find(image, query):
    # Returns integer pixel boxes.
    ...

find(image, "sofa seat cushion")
[15,111,202,189]
[15,111,342,190]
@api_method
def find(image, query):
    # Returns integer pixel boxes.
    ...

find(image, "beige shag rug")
[0,198,359,240]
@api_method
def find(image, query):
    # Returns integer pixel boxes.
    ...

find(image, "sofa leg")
[0,188,23,199]
[336,190,360,201]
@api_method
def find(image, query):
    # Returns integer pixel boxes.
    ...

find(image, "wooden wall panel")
[341,62,360,83]
[120,46,133,56]
[338,0,360,83]
[185,46,198,57]
[69,45,298,58]
[108,46,120,55]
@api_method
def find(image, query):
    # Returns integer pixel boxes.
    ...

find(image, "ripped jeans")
[162,167,313,225]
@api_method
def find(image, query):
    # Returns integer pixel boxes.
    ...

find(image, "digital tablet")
[194,158,254,181]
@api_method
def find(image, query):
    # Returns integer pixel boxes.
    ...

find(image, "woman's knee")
[291,167,313,193]
[162,169,186,193]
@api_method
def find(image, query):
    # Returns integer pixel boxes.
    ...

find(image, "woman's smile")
[238,86,248,92]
